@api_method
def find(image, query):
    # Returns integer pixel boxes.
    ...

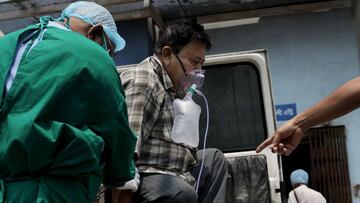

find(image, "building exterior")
[0,0,359,201]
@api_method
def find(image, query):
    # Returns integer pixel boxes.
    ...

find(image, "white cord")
[194,89,209,192]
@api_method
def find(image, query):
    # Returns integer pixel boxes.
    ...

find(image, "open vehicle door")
[198,50,282,202]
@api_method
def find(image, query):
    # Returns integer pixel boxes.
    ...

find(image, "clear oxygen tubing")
[193,87,209,193]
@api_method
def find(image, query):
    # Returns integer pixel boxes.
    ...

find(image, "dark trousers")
[134,148,228,203]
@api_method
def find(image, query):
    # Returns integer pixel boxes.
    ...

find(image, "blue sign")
[275,103,297,121]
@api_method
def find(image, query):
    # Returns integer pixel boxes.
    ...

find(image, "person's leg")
[134,173,197,203]
[190,148,228,203]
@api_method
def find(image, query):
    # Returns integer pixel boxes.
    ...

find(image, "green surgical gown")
[0,23,137,202]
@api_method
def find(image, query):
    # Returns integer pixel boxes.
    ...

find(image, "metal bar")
[308,126,351,202]
[320,132,325,196]
[321,130,327,198]
[144,0,165,30]
[314,130,321,193]
[329,128,336,202]
[323,130,330,200]
[315,132,321,192]
[329,129,337,202]
[339,127,347,202]
[341,130,351,201]
[322,131,330,199]
[322,130,328,198]
[328,129,334,201]
[313,130,322,194]
[0,0,12,3]
[309,131,315,187]
[112,8,151,21]
[196,1,348,24]
[0,0,141,21]
[331,129,339,203]
[337,128,345,202]
[147,5,165,30]
[311,131,317,190]
[339,129,346,201]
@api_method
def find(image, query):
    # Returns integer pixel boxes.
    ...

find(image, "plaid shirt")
[120,55,198,185]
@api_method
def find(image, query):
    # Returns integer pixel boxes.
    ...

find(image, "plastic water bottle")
[171,84,201,148]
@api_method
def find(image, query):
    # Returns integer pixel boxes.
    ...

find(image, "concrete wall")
[206,9,360,201]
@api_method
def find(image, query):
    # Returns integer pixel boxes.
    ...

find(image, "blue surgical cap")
[62,1,126,52]
[290,169,309,185]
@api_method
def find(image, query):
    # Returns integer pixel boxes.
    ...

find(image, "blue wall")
[114,19,154,65]
[206,9,360,201]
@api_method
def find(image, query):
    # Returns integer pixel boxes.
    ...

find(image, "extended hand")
[255,119,304,156]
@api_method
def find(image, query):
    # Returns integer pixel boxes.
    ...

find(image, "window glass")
[196,62,267,152]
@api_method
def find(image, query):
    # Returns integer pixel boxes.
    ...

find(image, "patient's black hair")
[154,18,211,55]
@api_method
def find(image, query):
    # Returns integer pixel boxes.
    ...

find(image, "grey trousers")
[134,148,228,203]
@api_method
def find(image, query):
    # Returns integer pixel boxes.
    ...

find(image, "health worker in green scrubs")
[0,1,137,202]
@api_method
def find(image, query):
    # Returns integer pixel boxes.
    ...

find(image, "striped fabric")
[120,55,198,185]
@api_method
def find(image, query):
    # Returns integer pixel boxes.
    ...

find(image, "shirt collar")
[151,54,175,91]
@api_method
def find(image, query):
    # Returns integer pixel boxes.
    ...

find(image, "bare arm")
[296,76,360,129]
[256,76,360,155]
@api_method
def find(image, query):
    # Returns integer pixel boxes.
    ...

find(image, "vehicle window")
[196,62,267,152]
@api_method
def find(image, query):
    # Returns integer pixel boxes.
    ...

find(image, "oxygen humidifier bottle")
[171,84,201,148]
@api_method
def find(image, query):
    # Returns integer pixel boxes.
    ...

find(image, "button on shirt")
[120,55,198,185]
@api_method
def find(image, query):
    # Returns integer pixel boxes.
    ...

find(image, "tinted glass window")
[195,62,267,152]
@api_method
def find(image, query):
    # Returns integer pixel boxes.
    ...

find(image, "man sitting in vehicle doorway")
[120,19,228,203]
